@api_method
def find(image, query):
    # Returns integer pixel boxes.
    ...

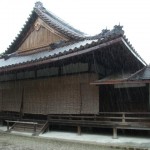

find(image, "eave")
[0,36,146,73]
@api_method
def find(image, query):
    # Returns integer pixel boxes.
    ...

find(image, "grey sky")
[0,0,149,63]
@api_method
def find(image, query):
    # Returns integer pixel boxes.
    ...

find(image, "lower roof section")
[91,66,150,85]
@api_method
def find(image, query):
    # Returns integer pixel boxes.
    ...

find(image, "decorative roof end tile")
[35,1,43,9]
[34,1,46,12]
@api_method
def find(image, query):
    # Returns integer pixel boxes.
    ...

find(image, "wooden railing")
[5,120,38,136]
[48,112,150,139]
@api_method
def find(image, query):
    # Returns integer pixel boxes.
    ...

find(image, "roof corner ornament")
[96,24,124,40]
[35,1,43,8]
[94,28,110,39]
[34,1,45,12]
[101,29,110,37]
[113,24,124,35]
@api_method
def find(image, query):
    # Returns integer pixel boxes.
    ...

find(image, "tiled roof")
[0,2,147,71]
[0,31,147,70]
[0,24,147,70]
[0,40,97,68]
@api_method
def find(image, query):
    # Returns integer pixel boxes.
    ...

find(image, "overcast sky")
[0,0,149,63]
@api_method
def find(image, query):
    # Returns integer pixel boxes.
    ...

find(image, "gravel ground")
[0,132,149,150]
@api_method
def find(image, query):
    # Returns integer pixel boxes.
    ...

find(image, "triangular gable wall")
[17,18,69,53]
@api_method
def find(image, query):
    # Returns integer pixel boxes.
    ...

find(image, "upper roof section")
[34,2,86,38]
[0,1,147,73]
[4,1,87,55]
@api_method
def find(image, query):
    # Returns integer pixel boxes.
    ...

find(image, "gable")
[17,18,69,53]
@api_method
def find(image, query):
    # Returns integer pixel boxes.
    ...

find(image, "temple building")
[0,2,150,137]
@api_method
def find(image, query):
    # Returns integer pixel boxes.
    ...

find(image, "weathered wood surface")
[23,73,98,114]
[0,73,99,114]
[2,88,22,112]
[17,18,68,53]
[0,90,2,111]
[48,112,150,138]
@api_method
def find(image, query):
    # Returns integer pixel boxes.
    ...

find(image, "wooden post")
[33,124,37,136]
[7,121,9,132]
[113,127,118,139]
[149,84,150,111]
[122,113,125,123]
[77,125,81,135]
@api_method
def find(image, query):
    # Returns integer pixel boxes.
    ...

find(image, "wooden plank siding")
[17,18,68,53]
[0,90,2,111]
[81,83,99,114]
[0,73,99,114]
[2,88,22,112]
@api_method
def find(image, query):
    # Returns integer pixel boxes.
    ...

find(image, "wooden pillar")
[7,121,9,132]
[149,84,150,111]
[33,124,37,136]
[112,127,118,139]
[77,125,81,135]
[122,113,125,123]
[20,87,24,119]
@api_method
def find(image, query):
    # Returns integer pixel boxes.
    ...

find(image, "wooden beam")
[114,83,146,88]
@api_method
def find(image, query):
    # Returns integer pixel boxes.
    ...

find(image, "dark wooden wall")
[99,85,149,112]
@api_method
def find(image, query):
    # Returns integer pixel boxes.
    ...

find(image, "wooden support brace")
[113,127,118,139]
[77,125,81,135]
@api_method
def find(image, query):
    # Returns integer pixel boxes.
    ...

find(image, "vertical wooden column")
[7,121,9,132]
[149,84,150,111]
[122,113,125,123]
[79,83,82,114]
[112,127,118,139]
[20,87,24,119]
[33,124,37,136]
[77,125,81,135]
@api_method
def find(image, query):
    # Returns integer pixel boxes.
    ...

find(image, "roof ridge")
[89,25,124,40]
[34,2,86,38]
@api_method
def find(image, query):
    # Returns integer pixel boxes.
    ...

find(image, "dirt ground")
[0,132,127,150]
[0,132,149,150]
